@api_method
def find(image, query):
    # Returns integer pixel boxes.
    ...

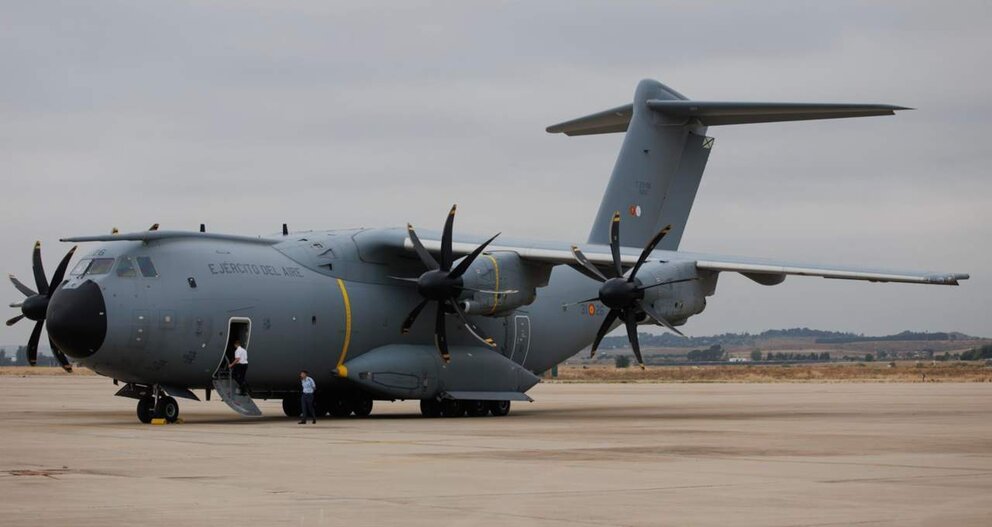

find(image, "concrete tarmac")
[1,377,990,526]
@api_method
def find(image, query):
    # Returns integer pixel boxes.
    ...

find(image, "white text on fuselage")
[207,263,304,278]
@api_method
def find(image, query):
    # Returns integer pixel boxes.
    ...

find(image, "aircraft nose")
[47,280,107,359]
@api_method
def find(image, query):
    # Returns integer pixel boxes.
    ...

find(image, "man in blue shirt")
[299,370,317,424]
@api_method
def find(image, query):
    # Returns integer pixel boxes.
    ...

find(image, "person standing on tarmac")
[229,339,249,396]
[299,370,317,424]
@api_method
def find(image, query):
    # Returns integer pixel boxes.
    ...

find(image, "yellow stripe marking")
[335,278,352,377]
[484,254,500,314]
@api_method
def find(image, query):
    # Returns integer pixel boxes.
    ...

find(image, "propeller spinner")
[6,241,77,372]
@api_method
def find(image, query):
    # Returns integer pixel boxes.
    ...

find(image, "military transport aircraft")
[6,79,969,423]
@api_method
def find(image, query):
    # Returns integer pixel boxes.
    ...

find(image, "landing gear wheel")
[420,399,442,418]
[487,400,511,417]
[329,397,352,417]
[136,398,155,424]
[440,399,465,418]
[351,396,374,417]
[157,396,180,423]
[282,396,302,418]
[465,400,488,417]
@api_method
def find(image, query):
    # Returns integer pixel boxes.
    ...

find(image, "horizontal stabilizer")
[546,104,634,136]
[646,101,910,126]
[547,101,909,136]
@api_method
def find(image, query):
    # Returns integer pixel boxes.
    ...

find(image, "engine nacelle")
[458,251,547,316]
[637,260,718,325]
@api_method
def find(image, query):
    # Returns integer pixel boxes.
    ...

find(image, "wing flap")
[695,259,968,285]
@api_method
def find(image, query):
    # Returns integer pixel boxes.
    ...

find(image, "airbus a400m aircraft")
[6,79,969,423]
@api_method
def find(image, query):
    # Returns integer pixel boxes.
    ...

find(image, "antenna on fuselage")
[199,224,206,233]
[149,223,159,231]
[282,223,288,236]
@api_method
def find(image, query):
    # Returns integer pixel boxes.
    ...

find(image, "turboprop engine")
[635,260,718,325]
[458,251,546,316]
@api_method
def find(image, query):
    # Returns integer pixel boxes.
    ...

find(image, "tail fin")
[547,79,908,249]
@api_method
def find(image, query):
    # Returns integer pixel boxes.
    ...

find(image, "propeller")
[6,241,77,372]
[569,212,692,369]
[400,205,501,362]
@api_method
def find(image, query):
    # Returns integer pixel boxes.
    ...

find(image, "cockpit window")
[116,257,137,278]
[70,259,92,276]
[136,256,158,278]
[85,258,115,275]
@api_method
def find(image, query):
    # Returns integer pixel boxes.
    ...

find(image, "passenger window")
[70,259,92,276]
[136,256,158,278]
[116,257,137,278]
[86,258,115,275]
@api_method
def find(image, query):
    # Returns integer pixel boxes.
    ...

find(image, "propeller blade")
[570,246,607,282]
[49,339,72,373]
[449,300,496,348]
[27,321,43,366]
[406,224,439,270]
[434,302,450,362]
[9,274,36,297]
[6,314,25,326]
[9,301,23,309]
[450,232,500,279]
[47,246,77,295]
[628,224,672,282]
[590,308,620,358]
[400,298,430,334]
[389,276,420,284]
[623,309,645,369]
[640,302,685,337]
[608,211,624,278]
[440,204,456,271]
[32,241,48,296]
[637,277,697,292]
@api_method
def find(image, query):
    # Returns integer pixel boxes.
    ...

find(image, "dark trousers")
[301,393,316,421]
[232,364,248,393]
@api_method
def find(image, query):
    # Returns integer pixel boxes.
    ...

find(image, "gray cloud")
[2,1,990,345]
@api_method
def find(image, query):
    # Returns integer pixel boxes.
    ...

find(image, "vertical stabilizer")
[546,79,907,250]
[577,79,710,249]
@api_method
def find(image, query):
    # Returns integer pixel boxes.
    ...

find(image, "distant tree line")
[598,328,976,350]
[686,345,726,362]
[815,330,968,344]
[0,346,58,367]
[756,351,831,362]
[959,344,992,361]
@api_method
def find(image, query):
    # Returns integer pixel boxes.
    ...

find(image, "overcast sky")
[2,1,990,347]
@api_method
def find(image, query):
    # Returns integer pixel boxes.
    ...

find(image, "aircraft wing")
[401,234,968,286]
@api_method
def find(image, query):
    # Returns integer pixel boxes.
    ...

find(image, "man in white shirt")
[299,370,317,424]
[228,340,249,396]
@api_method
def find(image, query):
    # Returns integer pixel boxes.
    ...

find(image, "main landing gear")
[136,395,180,424]
[281,393,375,419]
[419,398,511,418]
